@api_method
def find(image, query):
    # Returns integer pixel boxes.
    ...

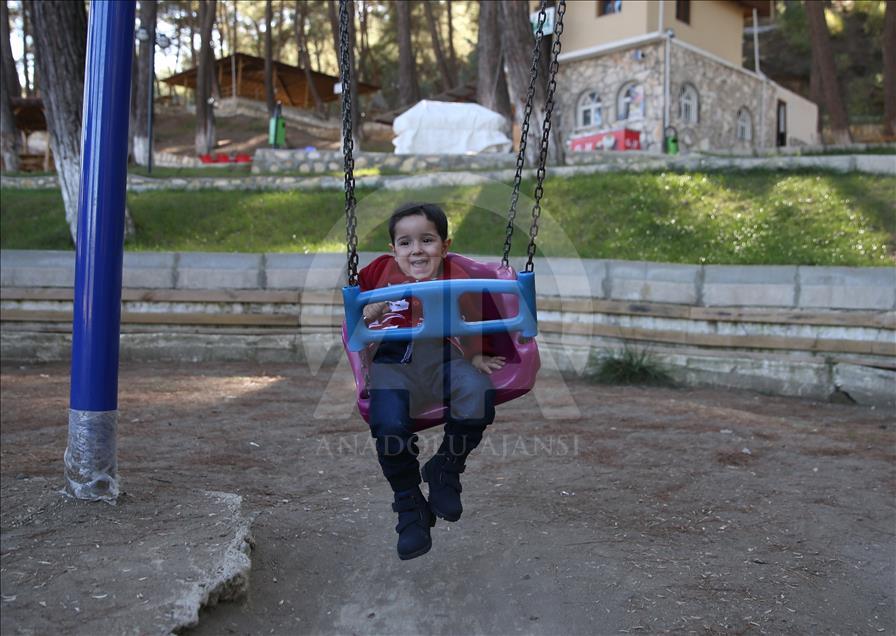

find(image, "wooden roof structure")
[161,52,378,109]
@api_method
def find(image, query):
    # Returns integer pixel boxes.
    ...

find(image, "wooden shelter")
[161,52,378,109]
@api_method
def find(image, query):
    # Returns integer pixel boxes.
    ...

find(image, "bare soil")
[1,361,893,635]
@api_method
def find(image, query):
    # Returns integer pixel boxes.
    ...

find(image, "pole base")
[64,409,119,502]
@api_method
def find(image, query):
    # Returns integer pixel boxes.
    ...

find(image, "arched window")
[577,91,603,128]
[736,107,752,141]
[679,84,699,125]
[617,82,645,121]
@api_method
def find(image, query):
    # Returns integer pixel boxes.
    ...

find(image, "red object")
[569,128,641,152]
[198,153,214,164]
[234,153,252,163]
[213,153,231,163]
[343,254,540,432]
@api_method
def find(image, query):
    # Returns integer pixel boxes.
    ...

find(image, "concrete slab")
[176,253,263,290]
[798,266,896,310]
[122,252,176,289]
[0,476,253,636]
[0,250,75,288]
[703,265,797,307]
[607,260,700,304]
[833,362,896,407]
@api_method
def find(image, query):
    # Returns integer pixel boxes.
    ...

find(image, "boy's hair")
[388,203,448,242]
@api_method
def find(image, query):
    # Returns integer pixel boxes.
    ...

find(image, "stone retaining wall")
[2,152,893,194]
[1,250,893,407]
[250,149,519,175]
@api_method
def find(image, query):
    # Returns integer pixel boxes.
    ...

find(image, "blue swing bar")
[342,271,539,352]
[65,0,135,501]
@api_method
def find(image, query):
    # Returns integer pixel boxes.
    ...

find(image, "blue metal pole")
[65,0,136,501]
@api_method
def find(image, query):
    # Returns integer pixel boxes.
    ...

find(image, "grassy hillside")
[1,170,893,266]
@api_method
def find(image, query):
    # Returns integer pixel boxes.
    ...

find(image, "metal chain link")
[339,0,359,286]
[501,0,548,269]
[525,0,565,273]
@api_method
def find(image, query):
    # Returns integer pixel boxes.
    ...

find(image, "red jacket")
[358,254,485,359]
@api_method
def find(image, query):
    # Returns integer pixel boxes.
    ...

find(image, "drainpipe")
[752,8,761,75]
[659,1,669,134]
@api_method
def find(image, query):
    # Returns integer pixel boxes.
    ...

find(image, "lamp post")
[135,25,169,174]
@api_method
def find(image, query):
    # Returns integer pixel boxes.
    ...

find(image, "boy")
[359,202,505,560]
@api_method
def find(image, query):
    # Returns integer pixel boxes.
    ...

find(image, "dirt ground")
[1,361,894,635]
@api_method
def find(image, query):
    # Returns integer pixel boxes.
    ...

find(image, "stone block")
[833,362,896,407]
[855,155,896,176]
[607,260,699,304]
[176,252,263,289]
[0,250,74,287]
[702,265,796,307]
[122,252,176,289]
[798,266,896,310]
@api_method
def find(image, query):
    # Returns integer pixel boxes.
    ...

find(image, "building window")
[578,91,603,128]
[679,84,699,124]
[617,82,645,121]
[676,0,690,24]
[597,0,622,17]
[737,107,752,141]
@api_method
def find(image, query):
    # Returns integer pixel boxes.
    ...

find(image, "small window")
[737,107,753,141]
[598,0,622,17]
[676,0,690,24]
[679,84,699,125]
[617,82,645,121]
[578,91,603,128]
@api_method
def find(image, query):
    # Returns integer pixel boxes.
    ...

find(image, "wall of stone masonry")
[668,42,771,153]
[251,149,519,175]
[556,42,666,153]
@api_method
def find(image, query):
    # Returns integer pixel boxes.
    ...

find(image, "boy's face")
[390,213,451,280]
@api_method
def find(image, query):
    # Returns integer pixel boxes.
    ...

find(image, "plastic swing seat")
[342,254,540,431]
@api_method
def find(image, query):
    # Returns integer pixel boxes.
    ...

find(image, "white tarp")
[392,100,512,155]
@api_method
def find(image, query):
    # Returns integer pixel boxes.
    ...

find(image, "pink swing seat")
[342,254,540,432]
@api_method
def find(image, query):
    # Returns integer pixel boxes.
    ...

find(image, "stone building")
[552,0,819,154]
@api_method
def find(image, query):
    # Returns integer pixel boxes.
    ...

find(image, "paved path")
[1,362,893,635]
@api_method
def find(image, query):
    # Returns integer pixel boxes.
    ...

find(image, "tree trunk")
[499,0,559,165]
[331,0,362,146]
[476,0,511,123]
[28,0,86,242]
[883,0,896,138]
[447,0,457,79]
[296,0,324,114]
[396,0,420,106]
[29,0,135,243]
[195,0,216,155]
[805,1,851,144]
[327,0,340,70]
[134,0,157,165]
[21,1,32,95]
[264,0,275,115]
[357,0,369,82]
[424,1,454,91]
[1,1,20,99]
[809,46,823,134]
[1,0,20,171]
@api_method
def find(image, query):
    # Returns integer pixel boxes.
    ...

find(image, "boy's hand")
[471,354,506,375]
[362,301,389,323]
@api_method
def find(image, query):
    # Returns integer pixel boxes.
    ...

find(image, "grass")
[586,346,676,386]
[1,170,894,266]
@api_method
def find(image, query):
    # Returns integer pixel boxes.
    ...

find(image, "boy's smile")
[390,214,452,280]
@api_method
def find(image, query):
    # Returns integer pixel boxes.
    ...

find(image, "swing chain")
[526,0,565,273]
[501,0,548,270]
[339,0,359,286]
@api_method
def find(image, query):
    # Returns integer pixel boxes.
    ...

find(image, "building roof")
[161,52,378,109]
